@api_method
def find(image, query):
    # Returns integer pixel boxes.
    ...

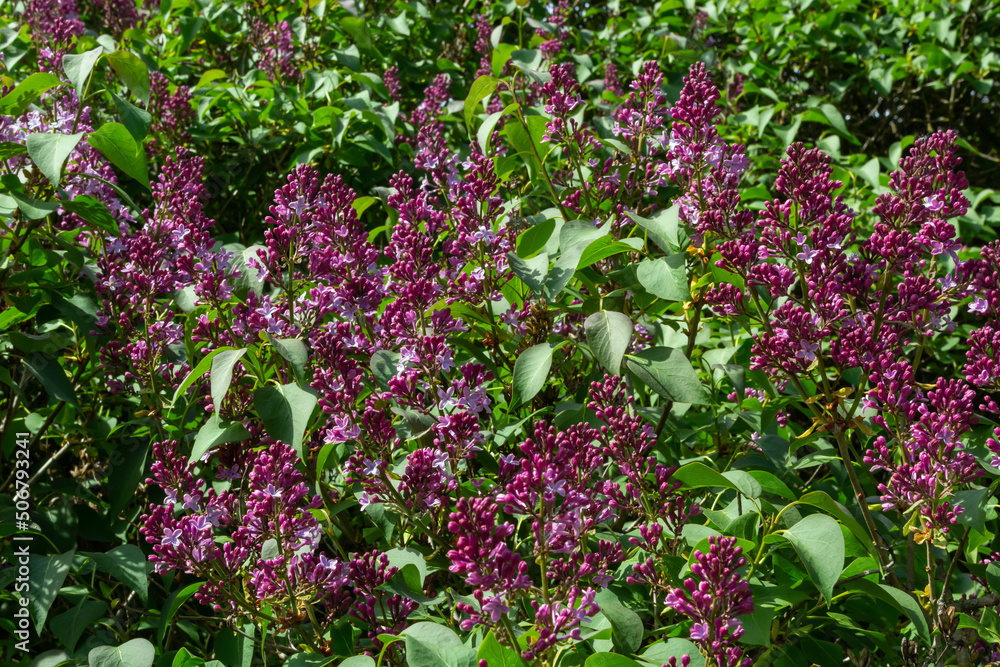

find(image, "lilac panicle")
[664,536,753,667]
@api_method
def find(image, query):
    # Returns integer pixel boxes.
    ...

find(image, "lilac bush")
[2,1,1000,666]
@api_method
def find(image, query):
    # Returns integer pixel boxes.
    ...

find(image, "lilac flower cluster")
[23,0,84,68]
[97,152,233,394]
[664,536,753,667]
[140,439,355,623]
[91,0,142,37]
[250,19,301,84]
[701,126,993,537]
[665,62,750,237]
[146,71,195,155]
[537,1,572,57]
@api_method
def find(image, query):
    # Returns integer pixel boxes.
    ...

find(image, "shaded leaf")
[50,600,107,653]
[87,122,149,188]
[624,347,708,404]
[23,353,78,407]
[28,551,75,632]
[253,383,319,458]
[783,514,844,602]
[512,343,555,405]
[105,50,151,104]
[80,545,149,604]
[584,310,632,376]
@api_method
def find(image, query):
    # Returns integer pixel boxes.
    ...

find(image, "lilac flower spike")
[665,536,753,667]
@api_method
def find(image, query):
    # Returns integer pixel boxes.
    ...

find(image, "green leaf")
[50,600,107,653]
[215,627,255,667]
[674,462,750,494]
[797,491,877,559]
[110,91,152,142]
[477,102,520,154]
[61,195,119,234]
[599,602,644,654]
[465,74,499,131]
[87,122,149,188]
[504,115,548,178]
[738,605,775,647]
[515,217,555,258]
[210,348,247,415]
[0,305,29,330]
[636,254,689,301]
[191,414,251,463]
[578,237,642,269]
[853,157,880,190]
[352,196,377,216]
[157,581,203,646]
[25,133,85,187]
[0,72,64,115]
[340,17,373,49]
[104,50,151,105]
[171,648,205,667]
[338,658,376,667]
[282,653,336,666]
[370,349,400,390]
[235,245,267,298]
[0,141,27,160]
[403,623,475,667]
[88,638,155,667]
[107,440,149,516]
[746,470,796,501]
[476,630,521,667]
[80,545,149,603]
[627,205,679,253]
[512,342,555,405]
[492,43,518,77]
[545,221,607,299]
[624,347,708,404]
[638,639,704,667]
[385,13,410,35]
[782,514,844,602]
[584,310,633,376]
[723,470,763,499]
[23,353,79,407]
[253,383,319,458]
[954,488,991,534]
[869,66,893,97]
[25,650,74,667]
[8,190,59,219]
[847,578,930,644]
[584,655,643,667]
[508,251,549,295]
[170,346,238,410]
[62,47,104,97]
[385,547,429,592]
[28,551,75,632]
[986,562,1000,595]
[269,336,309,382]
